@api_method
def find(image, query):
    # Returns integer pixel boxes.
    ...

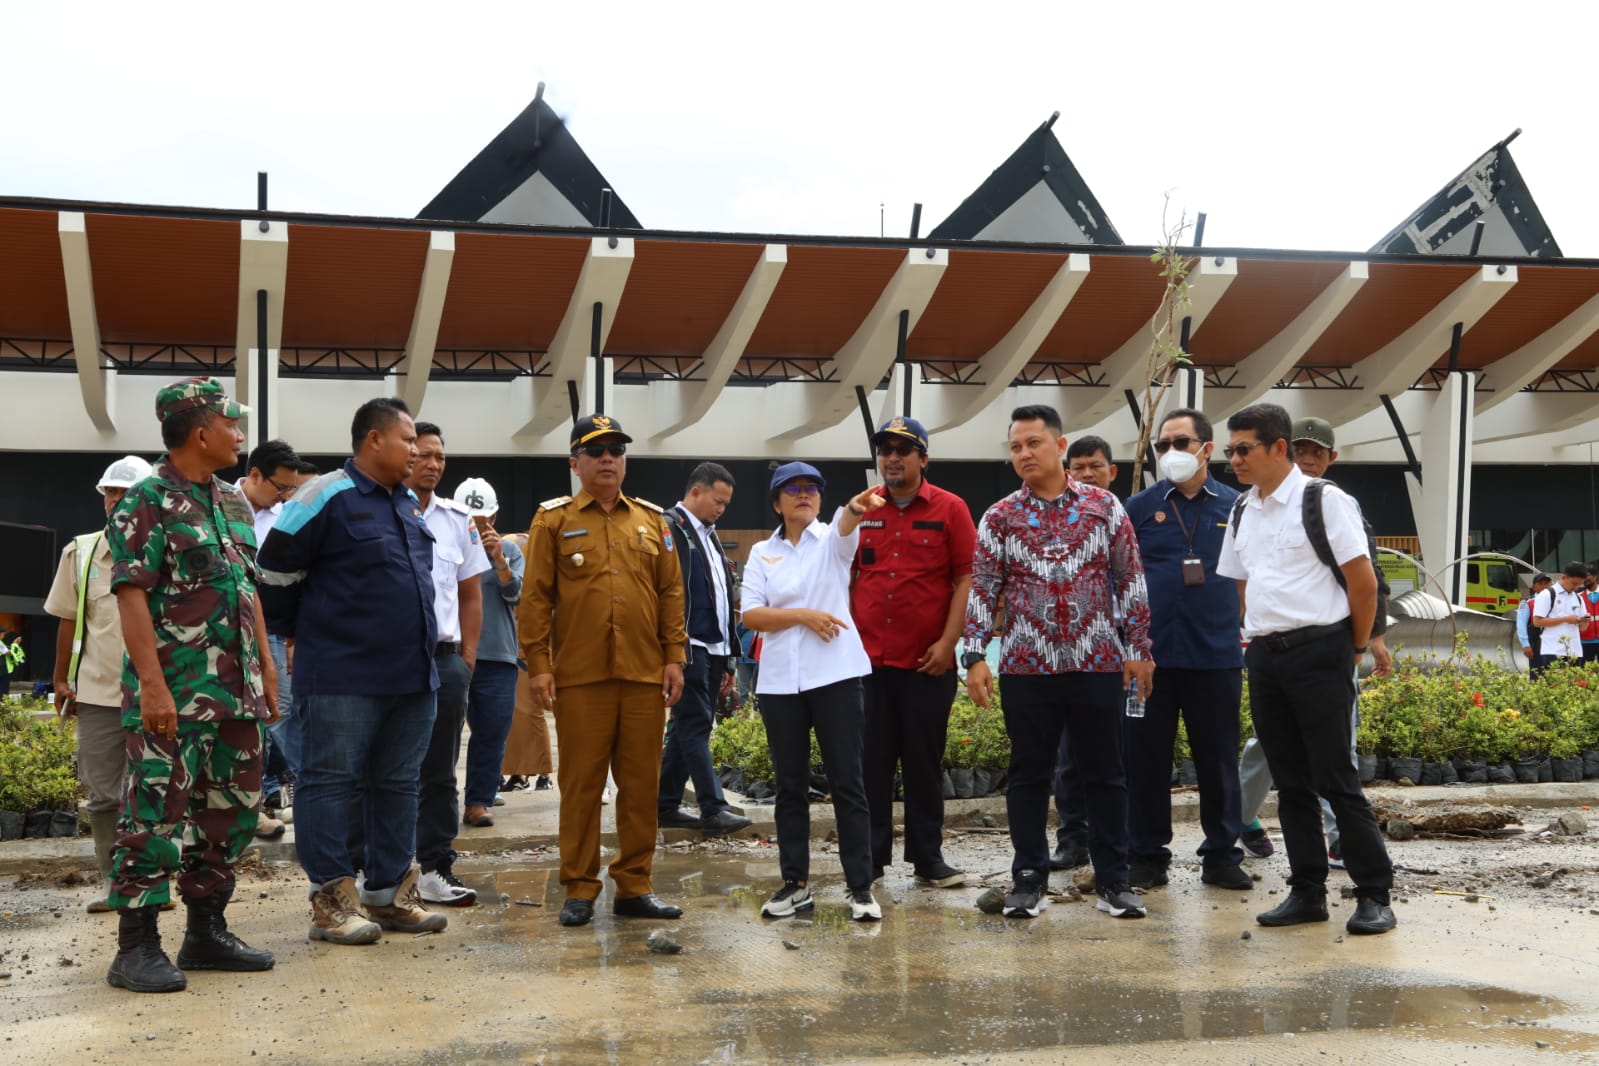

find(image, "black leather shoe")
[1127,858,1169,889]
[1050,843,1089,870]
[558,898,595,927]
[701,810,753,836]
[612,893,683,919]
[1346,897,1398,935]
[1201,863,1254,890]
[1256,889,1329,926]
[657,807,703,829]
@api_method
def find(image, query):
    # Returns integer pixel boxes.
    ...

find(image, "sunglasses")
[780,482,822,497]
[1152,436,1203,455]
[576,443,627,458]
[1222,442,1271,460]
[875,441,921,458]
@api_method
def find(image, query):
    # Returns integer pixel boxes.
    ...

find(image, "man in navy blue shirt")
[258,397,447,945]
[1122,408,1250,891]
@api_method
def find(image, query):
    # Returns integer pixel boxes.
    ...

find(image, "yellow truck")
[1375,552,1521,616]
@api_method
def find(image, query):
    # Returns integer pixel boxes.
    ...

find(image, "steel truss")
[1275,365,1359,390]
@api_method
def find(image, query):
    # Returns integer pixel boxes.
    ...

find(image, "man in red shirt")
[852,416,978,888]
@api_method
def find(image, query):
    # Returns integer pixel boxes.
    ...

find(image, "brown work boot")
[363,868,448,933]
[308,876,382,946]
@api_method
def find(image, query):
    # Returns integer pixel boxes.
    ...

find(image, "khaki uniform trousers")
[502,669,555,777]
[553,679,665,900]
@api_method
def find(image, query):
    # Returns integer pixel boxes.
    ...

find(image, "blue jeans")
[465,661,520,808]
[295,690,437,891]
[263,634,300,793]
[658,646,731,819]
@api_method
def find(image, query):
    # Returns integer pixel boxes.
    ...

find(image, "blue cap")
[871,415,929,452]
[769,461,826,500]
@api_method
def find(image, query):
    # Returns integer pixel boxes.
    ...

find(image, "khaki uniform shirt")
[519,489,686,688]
[43,532,125,707]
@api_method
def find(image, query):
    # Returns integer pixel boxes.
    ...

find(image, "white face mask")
[1157,445,1206,484]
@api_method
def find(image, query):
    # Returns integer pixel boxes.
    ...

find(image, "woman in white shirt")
[741,462,886,922]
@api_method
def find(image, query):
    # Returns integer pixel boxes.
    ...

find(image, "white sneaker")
[492,793,506,807]
[760,881,814,918]
[417,867,477,907]
[601,787,612,805]
[849,888,882,922]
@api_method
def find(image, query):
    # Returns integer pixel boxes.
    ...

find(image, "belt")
[436,641,460,657]
[1255,621,1349,652]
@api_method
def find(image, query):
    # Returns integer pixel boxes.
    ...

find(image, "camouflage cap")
[156,376,249,423]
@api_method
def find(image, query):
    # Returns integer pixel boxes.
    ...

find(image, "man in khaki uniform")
[519,414,687,927]
[45,455,153,912]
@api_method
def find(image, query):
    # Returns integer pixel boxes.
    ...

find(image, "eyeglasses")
[266,476,297,501]
[1222,442,1269,460]
[1152,436,1202,455]
[875,441,920,458]
[780,482,822,497]
[577,443,627,458]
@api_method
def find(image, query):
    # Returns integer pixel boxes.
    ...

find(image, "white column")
[1409,373,1475,604]
[234,220,289,449]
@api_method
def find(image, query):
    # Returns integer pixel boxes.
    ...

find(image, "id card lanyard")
[1166,493,1206,587]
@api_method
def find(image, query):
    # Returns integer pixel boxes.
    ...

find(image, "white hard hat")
[452,477,498,517]
[97,455,154,495]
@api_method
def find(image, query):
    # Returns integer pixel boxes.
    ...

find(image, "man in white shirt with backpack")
[1531,562,1591,669]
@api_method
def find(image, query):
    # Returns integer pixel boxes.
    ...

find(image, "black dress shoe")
[1346,897,1397,935]
[613,894,683,919]
[558,898,595,927]
[1201,863,1254,890]
[657,807,703,829]
[1127,858,1169,889]
[1050,843,1089,870]
[1256,889,1329,927]
[701,810,753,836]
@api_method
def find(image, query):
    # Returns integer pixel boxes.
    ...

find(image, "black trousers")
[758,678,873,890]
[1124,667,1244,867]
[1246,631,1392,902]
[1000,672,1128,888]
[1053,731,1088,849]
[658,646,731,819]
[863,666,958,872]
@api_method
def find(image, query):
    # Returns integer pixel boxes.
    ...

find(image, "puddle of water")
[437,852,1582,1064]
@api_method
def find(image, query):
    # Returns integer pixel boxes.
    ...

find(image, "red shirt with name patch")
[850,479,978,670]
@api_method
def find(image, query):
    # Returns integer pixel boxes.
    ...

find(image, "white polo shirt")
[1217,466,1368,638]
[420,495,492,643]
[1531,585,1586,659]
[741,508,871,695]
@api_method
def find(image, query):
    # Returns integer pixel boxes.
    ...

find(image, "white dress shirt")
[741,508,871,695]
[1217,466,1368,637]
[421,495,492,642]
[677,502,731,656]
[234,478,281,546]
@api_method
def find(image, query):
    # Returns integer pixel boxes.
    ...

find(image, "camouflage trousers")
[108,718,264,909]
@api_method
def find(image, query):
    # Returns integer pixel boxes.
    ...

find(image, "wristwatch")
[960,651,987,670]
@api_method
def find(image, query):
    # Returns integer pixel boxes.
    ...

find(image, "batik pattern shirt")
[108,456,268,728]
[960,481,1151,675]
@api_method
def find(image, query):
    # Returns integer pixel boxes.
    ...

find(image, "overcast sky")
[7,1,1597,256]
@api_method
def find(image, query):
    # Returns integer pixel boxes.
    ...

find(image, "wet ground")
[4,814,1599,1065]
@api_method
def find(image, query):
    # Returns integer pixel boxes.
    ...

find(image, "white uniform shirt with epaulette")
[421,493,492,642]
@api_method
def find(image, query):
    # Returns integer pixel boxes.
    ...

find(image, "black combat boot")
[176,886,275,971]
[106,905,187,993]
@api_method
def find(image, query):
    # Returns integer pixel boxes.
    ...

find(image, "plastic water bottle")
[1124,685,1145,719]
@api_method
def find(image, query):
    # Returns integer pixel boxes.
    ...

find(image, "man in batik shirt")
[961,404,1154,922]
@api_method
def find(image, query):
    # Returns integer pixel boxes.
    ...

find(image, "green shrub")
[944,692,1009,770]
[0,701,80,812]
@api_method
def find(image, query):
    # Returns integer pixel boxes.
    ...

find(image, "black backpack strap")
[1301,479,1347,590]
[1229,493,1248,532]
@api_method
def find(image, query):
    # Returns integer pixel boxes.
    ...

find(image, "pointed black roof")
[929,114,1121,244]
[417,91,640,228]
[1371,131,1560,258]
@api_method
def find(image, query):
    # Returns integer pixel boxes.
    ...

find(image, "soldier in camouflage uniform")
[104,377,281,994]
